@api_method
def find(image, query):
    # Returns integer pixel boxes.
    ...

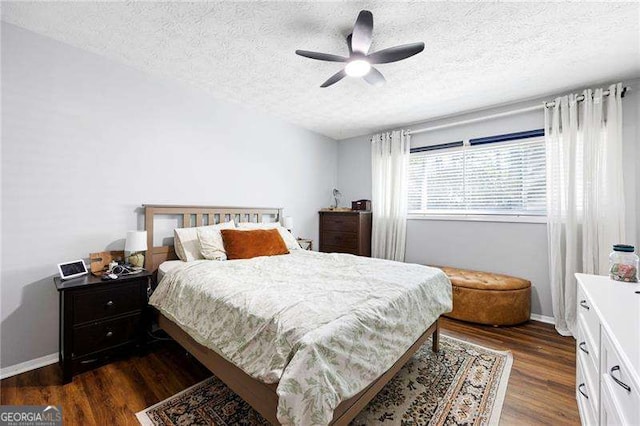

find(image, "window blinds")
[408,137,546,215]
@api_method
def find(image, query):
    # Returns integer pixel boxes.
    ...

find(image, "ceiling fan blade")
[363,67,386,87]
[351,10,373,54]
[346,33,353,56]
[321,69,347,88]
[295,50,347,62]
[366,42,425,64]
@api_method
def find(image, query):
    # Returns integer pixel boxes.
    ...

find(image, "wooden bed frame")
[144,204,440,425]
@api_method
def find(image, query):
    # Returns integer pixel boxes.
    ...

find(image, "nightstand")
[54,271,151,383]
[297,238,313,251]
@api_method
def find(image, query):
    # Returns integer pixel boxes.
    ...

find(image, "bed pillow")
[221,229,289,260]
[174,221,235,262]
[197,223,237,260]
[236,222,301,250]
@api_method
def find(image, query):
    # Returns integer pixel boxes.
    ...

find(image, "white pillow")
[174,221,235,262]
[197,223,236,260]
[236,222,300,250]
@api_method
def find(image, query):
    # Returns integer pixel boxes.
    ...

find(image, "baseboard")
[0,353,58,380]
[530,313,554,325]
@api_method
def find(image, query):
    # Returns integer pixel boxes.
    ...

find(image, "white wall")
[338,79,640,317]
[0,24,338,369]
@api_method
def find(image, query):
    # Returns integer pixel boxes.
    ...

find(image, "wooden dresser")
[575,273,639,425]
[319,210,372,257]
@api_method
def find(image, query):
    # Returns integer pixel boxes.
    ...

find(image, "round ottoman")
[440,266,531,326]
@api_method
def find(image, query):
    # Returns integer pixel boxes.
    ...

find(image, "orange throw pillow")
[220,229,289,260]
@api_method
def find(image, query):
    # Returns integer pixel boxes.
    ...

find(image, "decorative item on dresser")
[575,273,639,425]
[54,271,151,383]
[351,199,371,211]
[319,210,372,256]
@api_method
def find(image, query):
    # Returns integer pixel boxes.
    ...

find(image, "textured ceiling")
[3,1,639,140]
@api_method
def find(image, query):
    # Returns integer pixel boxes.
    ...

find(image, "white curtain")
[545,83,626,336]
[371,130,410,261]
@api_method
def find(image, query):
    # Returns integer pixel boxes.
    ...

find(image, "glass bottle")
[609,244,639,283]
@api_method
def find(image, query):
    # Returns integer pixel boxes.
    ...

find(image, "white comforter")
[149,250,452,425]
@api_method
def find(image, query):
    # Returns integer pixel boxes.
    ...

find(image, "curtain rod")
[408,86,630,136]
[542,86,628,108]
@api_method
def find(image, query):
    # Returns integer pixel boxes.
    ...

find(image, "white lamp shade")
[283,216,294,230]
[125,231,147,252]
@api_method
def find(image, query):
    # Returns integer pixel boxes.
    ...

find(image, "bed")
[144,205,452,425]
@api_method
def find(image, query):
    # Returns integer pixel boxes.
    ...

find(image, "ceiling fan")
[295,10,425,88]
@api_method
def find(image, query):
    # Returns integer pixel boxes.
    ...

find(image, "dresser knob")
[106,301,114,307]
[106,331,113,338]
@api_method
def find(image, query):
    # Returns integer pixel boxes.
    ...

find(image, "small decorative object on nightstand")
[297,238,313,251]
[54,270,151,383]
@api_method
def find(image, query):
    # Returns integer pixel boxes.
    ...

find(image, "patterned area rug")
[137,335,512,426]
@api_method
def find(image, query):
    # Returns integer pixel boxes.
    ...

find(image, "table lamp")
[125,231,147,268]
[283,216,294,233]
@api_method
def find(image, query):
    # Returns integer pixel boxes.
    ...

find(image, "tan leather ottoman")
[439,266,531,326]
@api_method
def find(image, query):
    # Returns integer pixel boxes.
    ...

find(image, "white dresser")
[575,273,640,425]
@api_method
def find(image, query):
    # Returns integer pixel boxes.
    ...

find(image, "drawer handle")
[578,383,589,399]
[106,300,114,307]
[610,366,632,393]
[578,341,589,355]
[80,358,99,365]
[105,331,114,338]
[579,300,590,310]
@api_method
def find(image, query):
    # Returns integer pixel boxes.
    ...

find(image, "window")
[408,132,546,217]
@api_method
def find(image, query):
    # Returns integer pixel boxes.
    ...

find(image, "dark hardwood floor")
[0,318,579,425]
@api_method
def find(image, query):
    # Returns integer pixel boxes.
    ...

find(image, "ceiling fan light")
[345,59,371,77]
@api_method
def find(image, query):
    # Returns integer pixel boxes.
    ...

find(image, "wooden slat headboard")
[143,204,283,273]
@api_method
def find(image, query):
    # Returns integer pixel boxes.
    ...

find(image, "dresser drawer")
[601,374,627,426]
[73,283,144,324]
[73,314,139,357]
[577,357,598,426]
[578,353,599,416]
[322,231,358,249]
[320,245,359,255]
[600,329,640,425]
[577,284,600,352]
[321,214,358,232]
[577,316,599,370]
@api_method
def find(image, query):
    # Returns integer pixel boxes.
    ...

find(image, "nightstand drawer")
[73,283,144,324]
[322,231,358,249]
[322,214,358,232]
[73,314,139,357]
